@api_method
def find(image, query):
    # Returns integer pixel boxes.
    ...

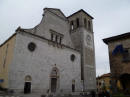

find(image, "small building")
[103,32,130,93]
[96,73,111,92]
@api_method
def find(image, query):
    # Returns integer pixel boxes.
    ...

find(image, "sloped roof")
[101,73,111,77]
[103,32,130,44]
[0,33,16,47]
[97,73,111,79]
[67,9,94,19]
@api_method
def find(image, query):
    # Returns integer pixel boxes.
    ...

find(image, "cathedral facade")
[1,8,96,94]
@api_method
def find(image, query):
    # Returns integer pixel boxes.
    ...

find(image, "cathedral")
[0,8,96,95]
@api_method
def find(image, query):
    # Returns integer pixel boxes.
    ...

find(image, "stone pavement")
[0,91,94,97]
[0,94,93,97]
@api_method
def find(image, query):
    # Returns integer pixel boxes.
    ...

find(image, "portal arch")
[50,66,59,93]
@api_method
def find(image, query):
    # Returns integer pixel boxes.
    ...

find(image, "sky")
[0,0,130,76]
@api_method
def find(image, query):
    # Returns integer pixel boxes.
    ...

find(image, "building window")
[50,29,63,44]
[123,48,130,62]
[72,80,75,92]
[84,18,87,28]
[28,42,36,52]
[70,21,74,30]
[99,82,101,86]
[3,44,9,68]
[59,37,62,44]
[109,80,112,84]
[76,18,79,28]
[97,81,98,85]
[86,35,92,45]
[51,33,54,41]
[24,75,32,94]
[52,70,57,76]
[88,20,91,31]
[70,54,76,62]
[55,35,58,42]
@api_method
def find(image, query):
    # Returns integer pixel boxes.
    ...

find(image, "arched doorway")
[120,74,130,92]
[24,75,32,94]
[50,67,59,93]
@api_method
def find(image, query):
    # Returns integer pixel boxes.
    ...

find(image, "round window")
[70,54,75,62]
[28,42,36,52]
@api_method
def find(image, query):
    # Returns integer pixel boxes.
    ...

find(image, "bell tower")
[68,9,96,91]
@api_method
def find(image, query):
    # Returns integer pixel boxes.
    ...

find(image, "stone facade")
[0,8,96,95]
[103,32,130,93]
[68,10,96,91]
[9,31,81,94]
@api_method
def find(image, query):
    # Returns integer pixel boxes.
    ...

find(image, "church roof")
[67,9,94,19]
[44,8,67,20]
[103,32,130,44]
[0,33,16,47]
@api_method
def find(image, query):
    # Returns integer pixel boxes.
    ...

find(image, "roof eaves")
[103,32,130,44]
[0,33,17,47]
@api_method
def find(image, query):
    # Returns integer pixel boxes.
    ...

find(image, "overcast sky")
[1,0,130,76]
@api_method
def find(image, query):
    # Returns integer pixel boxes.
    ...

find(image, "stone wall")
[25,8,74,49]
[9,32,81,94]
[68,11,96,91]
[108,38,130,77]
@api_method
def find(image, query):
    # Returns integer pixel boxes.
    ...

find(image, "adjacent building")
[0,33,16,89]
[0,8,96,95]
[96,73,111,92]
[103,32,130,93]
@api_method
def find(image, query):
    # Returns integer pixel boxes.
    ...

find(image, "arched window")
[76,18,79,28]
[70,21,74,30]
[25,75,32,82]
[88,20,91,31]
[51,67,59,78]
[70,54,76,62]
[84,18,87,28]
[52,70,57,76]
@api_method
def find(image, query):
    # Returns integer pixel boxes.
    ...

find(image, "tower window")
[88,20,91,31]
[70,54,76,61]
[84,18,87,28]
[51,33,54,41]
[55,35,58,42]
[59,37,62,44]
[70,21,74,30]
[123,48,130,62]
[76,18,79,28]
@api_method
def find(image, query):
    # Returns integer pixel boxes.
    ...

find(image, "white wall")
[9,32,81,94]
